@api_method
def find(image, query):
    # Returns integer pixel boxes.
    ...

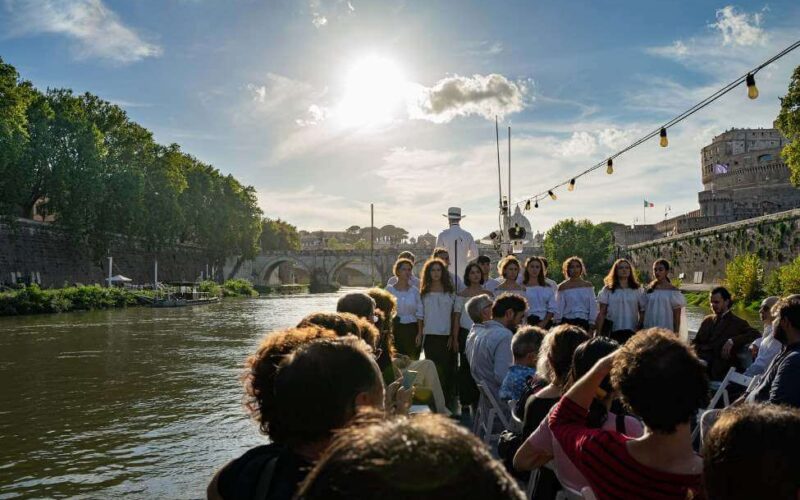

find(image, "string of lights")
[512,38,800,210]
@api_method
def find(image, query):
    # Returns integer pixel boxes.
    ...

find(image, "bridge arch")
[328,257,382,287]
[260,256,311,285]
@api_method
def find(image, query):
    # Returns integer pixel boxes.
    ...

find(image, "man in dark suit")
[692,286,759,381]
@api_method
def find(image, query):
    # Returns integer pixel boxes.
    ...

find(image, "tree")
[777,64,800,186]
[260,218,301,251]
[543,219,613,286]
[0,57,35,219]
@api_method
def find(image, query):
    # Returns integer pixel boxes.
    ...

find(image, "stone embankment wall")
[1,219,210,288]
[625,208,800,285]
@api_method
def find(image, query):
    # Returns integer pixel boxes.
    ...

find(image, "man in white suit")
[436,207,478,280]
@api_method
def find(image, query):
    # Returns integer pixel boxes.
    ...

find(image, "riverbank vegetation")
[0,279,260,316]
[0,58,263,266]
[543,219,614,288]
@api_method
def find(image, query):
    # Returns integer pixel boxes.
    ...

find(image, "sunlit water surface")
[0,294,759,499]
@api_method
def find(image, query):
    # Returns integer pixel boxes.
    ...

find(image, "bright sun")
[336,55,408,128]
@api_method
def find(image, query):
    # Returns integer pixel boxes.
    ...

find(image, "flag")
[713,163,729,174]
[643,200,655,208]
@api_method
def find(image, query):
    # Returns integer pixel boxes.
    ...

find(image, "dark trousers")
[423,334,456,408]
[527,314,553,330]
[457,327,479,406]
[561,317,590,331]
[394,319,420,360]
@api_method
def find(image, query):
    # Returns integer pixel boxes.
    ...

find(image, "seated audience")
[744,297,800,407]
[692,286,759,381]
[464,294,494,360]
[499,326,544,401]
[513,337,644,493]
[295,412,526,500]
[297,311,378,349]
[703,404,800,500]
[208,331,384,500]
[466,293,527,405]
[549,328,709,499]
[745,295,781,377]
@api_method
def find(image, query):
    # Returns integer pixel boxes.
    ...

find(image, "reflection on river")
[0,293,760,498]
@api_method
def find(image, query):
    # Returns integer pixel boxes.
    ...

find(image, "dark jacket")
[746,342,800,408]
[209,444,311,500]
[692,311,759,381]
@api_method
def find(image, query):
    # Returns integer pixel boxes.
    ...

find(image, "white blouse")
[419,292,455,336]
[597,286,646,332]
[386,284,423,324]
[455,295,473,330]
[642,289,686,332]
[556,286,598,324]
[524,285,557,319]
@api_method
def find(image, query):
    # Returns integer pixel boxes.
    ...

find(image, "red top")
[549,397,704,500]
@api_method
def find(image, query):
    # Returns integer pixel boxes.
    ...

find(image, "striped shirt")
[549,397,704,500]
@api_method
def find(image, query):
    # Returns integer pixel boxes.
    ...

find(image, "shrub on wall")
[777,256,800,296]
[724,253,763,302]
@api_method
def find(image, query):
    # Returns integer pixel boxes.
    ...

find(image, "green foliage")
[724,253,763,302]
[0,284,146,316]
[764,269,783,297]
[221,279,258,297]
[260,218,301,251]
[198,280,222,297]
[775,256,800,296]
[0,58,263,264]
[543,219,613,288]
[777,65,800,186]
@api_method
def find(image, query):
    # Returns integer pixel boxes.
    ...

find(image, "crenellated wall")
[625,209,800,285]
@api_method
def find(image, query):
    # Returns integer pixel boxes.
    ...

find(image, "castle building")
[616,126,800,246]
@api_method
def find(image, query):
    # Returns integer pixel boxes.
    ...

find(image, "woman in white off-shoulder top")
[522,256,556,329]
[556,256,597,332]
[642,259,687,340]
[595,258,646,343]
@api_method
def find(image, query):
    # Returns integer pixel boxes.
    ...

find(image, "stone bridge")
[225,248,434,291]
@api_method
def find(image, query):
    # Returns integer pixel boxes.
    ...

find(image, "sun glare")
[336,55,408,128]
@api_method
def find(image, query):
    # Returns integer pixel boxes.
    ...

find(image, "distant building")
[417,231,437,248]
[617,126,800,245]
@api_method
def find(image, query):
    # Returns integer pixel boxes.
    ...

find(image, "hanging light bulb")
[606,158,614,175]
[659,128,668,148]
[548,190,557,200]
[568,178,576,191]
[534,199,539,209]
[746,73,759,99]
[524,199,531,211]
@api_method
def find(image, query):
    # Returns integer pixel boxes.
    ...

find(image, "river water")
[0,293,759,499]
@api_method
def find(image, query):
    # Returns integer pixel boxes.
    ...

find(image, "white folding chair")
[692,367,753,441]
[509,399,523,433]
[475,382,512,445]
[525,468,540,499]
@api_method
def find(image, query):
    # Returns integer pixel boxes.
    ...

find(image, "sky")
[1,0,799,240]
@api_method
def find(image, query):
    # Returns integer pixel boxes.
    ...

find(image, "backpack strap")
[615,413,626,434]
[254,456,279,500]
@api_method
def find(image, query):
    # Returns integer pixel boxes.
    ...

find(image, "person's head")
[432,247,450,264]
[652,259,671,282]
[498,255,521,281]
[463,262,485,287]
[611,328,708,433]
[523,256,546,286]
[709,286,733,315]
[297,312,380,351]
[512,326,545,367]
[295,412,526,500]
[366,287,397,324]
[267,337,385,451]
[536,325,590,389]
[477,255,492,279]
[759,296,779,323]
[393,258,414,282]
[420,258,454,295]
[337,292,376,320]
[397,251,415,264]
[566,337,621,428]
[491,293,528,330]
[703,404,800,500]
[466,294,493,324]
[562,256,585,280]
[243,326,336,438]
[604,258,641,290]
[772,297,800,345]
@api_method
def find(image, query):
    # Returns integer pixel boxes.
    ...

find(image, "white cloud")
[246,73,317,110]
[307,0,353,28]
[646,40,689,58]
[408,74,530,123]
[5,0,161,63]
[464,40,504,57]
[710,5,767,47]
[311,13,328,28]
[552,131,597,157]
[295,104,330,127]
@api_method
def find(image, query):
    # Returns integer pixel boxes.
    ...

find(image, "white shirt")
[524,285,557,319]
[556,286,598,324]
[387,275,420,288]
[597,286,646,332]
[642,289,686,331]
[484,278,501,294]
[436,224,478,278]
[386,284,423,324]
[746,324,782,377]
[419,292,455,335]
[455,295,473,330]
